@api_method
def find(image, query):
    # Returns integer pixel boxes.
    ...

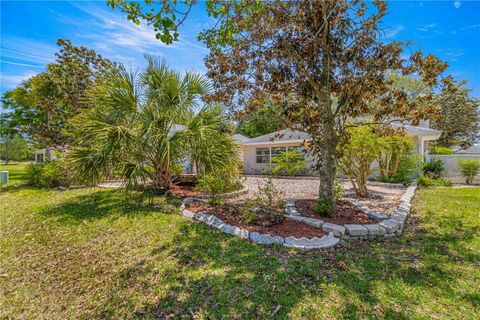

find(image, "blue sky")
[1,0,480,100]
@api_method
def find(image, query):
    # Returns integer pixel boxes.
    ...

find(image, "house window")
[36,153,44,163]
[256,148,270,163]
[271,147,287,158]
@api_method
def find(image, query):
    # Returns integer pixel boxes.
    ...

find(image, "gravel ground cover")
[240,176,406,215]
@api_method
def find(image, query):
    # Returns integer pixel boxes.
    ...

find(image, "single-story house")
[239,122,442,175]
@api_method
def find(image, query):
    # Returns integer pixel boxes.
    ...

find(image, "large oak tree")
[110,0,451,212]
[201,0,449,208]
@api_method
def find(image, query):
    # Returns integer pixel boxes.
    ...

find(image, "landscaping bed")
[295,200,376,224]
[242,176,406,215]
[186,201,326,238]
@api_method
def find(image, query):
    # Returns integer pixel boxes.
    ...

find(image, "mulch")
[295,200,376,225]
[186,201,326,238]
[169,185,203,197]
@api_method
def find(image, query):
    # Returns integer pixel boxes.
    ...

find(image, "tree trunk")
[45,109,52,161]
[151,165,172,194]
[5,139,9,165]
[318,117,337,205]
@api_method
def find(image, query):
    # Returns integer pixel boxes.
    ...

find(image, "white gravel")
[240,176,407,215]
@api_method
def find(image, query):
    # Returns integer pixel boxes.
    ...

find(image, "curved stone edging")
[283,184,417,242]
[178,184,416,249]
[179,197,339,250]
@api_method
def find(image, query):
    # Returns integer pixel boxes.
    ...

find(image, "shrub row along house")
[239,121,442,175]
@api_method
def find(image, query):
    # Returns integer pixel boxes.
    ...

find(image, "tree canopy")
[202,0,449,208]
[70,56,240,192]
[1,39,116,152]
[432,81,480,148]
[110,0,452,210]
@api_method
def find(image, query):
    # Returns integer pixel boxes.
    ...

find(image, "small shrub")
[315,196,334,216]
[377,134,418,183]
[270,149,307,176]
[27,160,76,188]
[422,157,445,179]
[333,179,344,201]
[207,195,224,206]
[195,172,242,195]
[416,175,452,187]
[457,159,480,185]
[240,177,284,226]
[240,199,259,225]
[338,126,379,197]
[430,145,454,155]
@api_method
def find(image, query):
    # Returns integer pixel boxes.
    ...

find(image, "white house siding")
[243,143,317,175]
[243,134,434,176]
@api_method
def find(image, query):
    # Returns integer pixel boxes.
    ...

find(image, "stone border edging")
[179,197,339,250]
[178,184,416,250]
[283,184,417,242]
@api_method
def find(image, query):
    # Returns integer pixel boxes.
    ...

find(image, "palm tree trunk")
[152,165,172,194]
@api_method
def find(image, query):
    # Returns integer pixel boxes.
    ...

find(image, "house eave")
[240,140,306,146]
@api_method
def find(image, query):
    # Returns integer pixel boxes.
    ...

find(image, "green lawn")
[1,164,479,319]
[0,162,31,186]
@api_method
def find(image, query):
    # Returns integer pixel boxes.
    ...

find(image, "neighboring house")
[33,148,59,164]
[239,122,442,175]
[454,145,480,154]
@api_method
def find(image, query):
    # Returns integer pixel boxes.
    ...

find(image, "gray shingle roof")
[456,145,480,154]
[241,128,309,145]
[240,123,442,145]
[232,134,250,142]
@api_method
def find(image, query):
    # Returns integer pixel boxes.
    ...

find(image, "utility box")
[0,171,8,185]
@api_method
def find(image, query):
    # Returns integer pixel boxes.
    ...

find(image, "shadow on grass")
[40,189,180,225]
[87,209,478,319]
[87,226,442,318]
[12,186,476,318]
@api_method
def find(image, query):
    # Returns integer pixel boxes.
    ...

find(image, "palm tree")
[69,56,240,193]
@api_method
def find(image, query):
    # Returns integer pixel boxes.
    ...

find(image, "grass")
[0,164,479,319]
[0,162,31,186]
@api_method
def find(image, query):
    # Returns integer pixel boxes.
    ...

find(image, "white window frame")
[256,145,301,164]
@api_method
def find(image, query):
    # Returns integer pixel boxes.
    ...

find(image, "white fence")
[426,154,480,184]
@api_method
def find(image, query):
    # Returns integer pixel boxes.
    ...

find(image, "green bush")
[377,134,418,184]
[27,160,76,188]
[195,172,242,195]
[416,175,452,187]
[430,145,454,155]
[207,195,224,206]
[422,157,445,179]
[315,196,335,216]
[239,178,284,226]
[333,179,344,201]
[270,149,307,176]
[338,126,379,197]
[457,159,480,185]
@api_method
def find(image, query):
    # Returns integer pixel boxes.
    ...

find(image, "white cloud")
[0,71,37,91]
[454,1,462,9]
[417,23,437,32]
[1,60,44,69]
[0,38,57,65]
[65,3,207,55]
[384,25,405,38]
